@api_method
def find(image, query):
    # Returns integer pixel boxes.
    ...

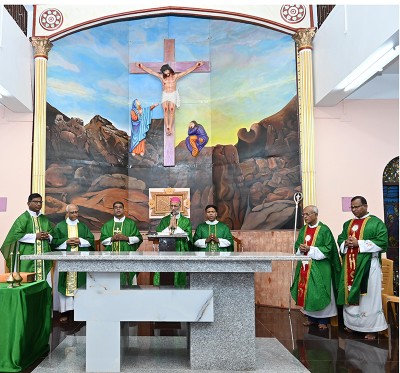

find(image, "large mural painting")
[45,16,300,231]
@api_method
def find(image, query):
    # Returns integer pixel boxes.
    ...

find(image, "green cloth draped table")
[0,281,52,372]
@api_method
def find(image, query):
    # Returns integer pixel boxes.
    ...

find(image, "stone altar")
[22,251,304,372]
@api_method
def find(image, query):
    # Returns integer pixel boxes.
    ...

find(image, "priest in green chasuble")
[100,201,143,286]
[52,204,95,322]
[154,197,193,287]
[290,205,342,330]
[337,196,388,340]
[1,193,54,283]
[193,204,234,252]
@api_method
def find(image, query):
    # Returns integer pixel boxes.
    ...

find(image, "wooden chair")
[232,235,243,252]
[94,239,102,251]
[381,258,399,329]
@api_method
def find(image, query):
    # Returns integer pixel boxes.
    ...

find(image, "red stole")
[297,226,318,307]
[345,218,369,292]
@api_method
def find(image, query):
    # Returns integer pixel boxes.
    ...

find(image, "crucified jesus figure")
[136,61,204,135]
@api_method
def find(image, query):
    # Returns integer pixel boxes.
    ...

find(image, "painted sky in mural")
[47,16,295,145]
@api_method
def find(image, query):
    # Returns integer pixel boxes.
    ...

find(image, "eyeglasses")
[302,212,316,217]
[170,205,180,208]
[351,205,364,210]
[69,211,79,214]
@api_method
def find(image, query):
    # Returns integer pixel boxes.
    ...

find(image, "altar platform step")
[32,336,309,373]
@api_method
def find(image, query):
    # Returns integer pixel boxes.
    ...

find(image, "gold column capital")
[292,28,316,51]
[30,37,53,59]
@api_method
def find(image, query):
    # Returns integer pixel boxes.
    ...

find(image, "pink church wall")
[0,106,33,273]
[314,99,399,238]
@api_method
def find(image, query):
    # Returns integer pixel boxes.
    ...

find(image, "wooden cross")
[130,39,210,167]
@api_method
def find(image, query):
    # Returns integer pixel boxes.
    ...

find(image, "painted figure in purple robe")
[130,99,158,156]
[185,120,209,157]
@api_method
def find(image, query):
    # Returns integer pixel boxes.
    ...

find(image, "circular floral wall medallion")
[280,5,306,24]
[39,9,63,31]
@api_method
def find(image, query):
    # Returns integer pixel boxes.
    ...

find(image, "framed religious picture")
[149,187,190,219]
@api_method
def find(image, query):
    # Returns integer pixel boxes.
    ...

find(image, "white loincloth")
[161,90,180,108]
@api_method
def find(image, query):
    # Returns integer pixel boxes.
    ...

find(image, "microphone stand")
[170,211,178,235]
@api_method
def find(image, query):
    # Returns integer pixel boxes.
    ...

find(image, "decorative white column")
[30,37,53,209]
[293,28,317,207]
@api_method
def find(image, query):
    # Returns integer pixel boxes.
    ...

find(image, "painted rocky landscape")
[45,96,301,232]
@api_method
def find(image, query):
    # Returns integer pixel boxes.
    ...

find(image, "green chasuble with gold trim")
[52,220,95,296]
[337,215,388,305]
[153,214,193,288]
[100,218,143,286]
[290,222,342,312]
[1,211,54,280]
[193,221,234,252]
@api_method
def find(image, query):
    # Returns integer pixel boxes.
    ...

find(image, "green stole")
[206,224,219,252]
[53,220,94,296]
[100,218,143,286]
[193,221,233,252]
[337,215,387,306]
[154,214,192,287]
[1,211,53,279]
[112,221,124,252]
[31,215,45,281]
[65,224,79,296]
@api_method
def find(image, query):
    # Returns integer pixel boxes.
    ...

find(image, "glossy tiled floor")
[255,306,399,373]
[22,306,399,373]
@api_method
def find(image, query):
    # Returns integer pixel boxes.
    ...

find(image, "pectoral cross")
[130,39,210,167]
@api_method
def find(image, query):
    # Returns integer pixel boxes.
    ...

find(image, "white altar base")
[33,336,309,373]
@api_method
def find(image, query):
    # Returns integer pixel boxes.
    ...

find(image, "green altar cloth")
[0,281,52,372]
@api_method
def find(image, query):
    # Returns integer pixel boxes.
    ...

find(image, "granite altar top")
[22,251,305,261]
[147,233,188,239]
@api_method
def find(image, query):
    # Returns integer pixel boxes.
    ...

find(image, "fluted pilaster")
[293,28,316,207]
[30,37,53,209]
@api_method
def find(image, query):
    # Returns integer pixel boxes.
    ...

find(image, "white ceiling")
[312,5,399,106]
[346,57,399,100]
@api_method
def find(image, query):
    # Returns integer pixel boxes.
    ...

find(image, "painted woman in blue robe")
[185,120,209,157]
[130,99,158,156]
